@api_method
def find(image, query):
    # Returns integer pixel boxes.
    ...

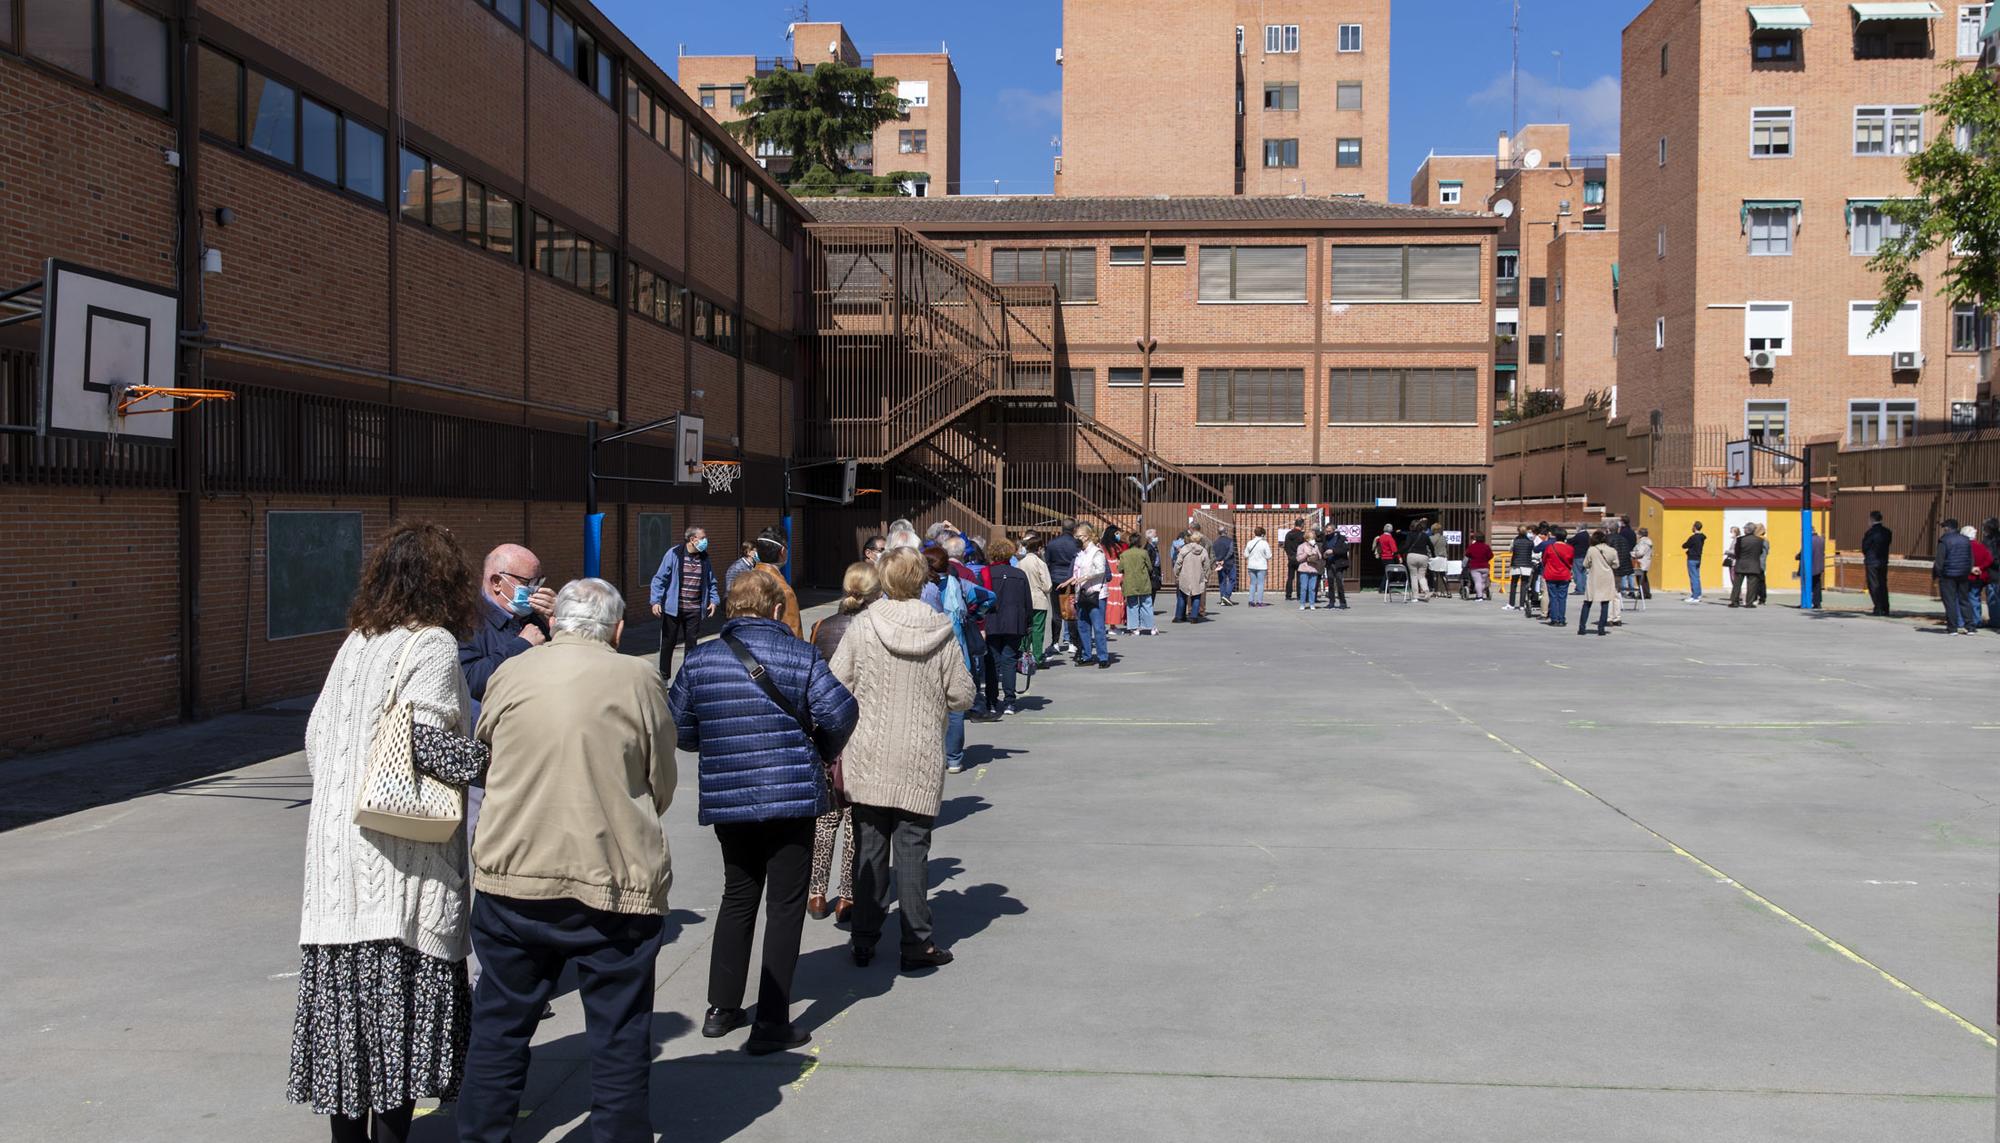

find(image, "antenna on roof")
[1510,0,1521,141]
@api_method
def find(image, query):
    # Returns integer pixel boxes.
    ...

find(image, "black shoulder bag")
[720,631,847,807]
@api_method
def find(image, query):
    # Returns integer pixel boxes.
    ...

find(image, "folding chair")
[1384,561,1410,603]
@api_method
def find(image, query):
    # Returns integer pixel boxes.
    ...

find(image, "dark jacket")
[1935,530,1973,578]
[1734,534,1768,575]
[459,596,546,705]
[1145,539,1162,586]
[1281,528,1305,561]
[1861,522,1893,566]
[1682,531,1706,562]
[981,563,1033,637]
[1612,531,1636,575]
[1045,532,1081,584]
[1211,532,1237,571]
[1509,532,1536,567]
[1325,533,1351,571]
[810,609,861,661]
[1404,530,1434,558]
[669,617,858,826]
[649,544,718,616]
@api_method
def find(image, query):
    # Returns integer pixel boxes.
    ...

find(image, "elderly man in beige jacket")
[457,578,675,1143]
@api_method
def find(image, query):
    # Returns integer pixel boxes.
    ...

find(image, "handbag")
[353,629,465,843]
[721,631,846,808]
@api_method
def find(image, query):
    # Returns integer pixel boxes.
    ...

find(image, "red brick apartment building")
[0,0,811,753]
[1057,0,1390,201]
[1410,125,1621,407]
[804,194,1503,570]
[677,21,960,196]
[1619,0,1987,447]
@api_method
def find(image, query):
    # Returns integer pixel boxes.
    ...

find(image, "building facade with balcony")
[1618,0,1986,448]
[677,21,961,196]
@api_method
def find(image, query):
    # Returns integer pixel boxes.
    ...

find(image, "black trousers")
[850,804,937,954]
[709,818,813,1029]
[1578,600,1610,634]
[1866,562,1891,614]
[1283,558,1297,599]
[1731,572,1765,605]
[1636,570,1651,599]
[659,610,702,677]
[329,1105,411,1143]
[457,894,663,1143]
[1324,570,1347,607]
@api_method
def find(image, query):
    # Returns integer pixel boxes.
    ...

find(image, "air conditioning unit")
[1558,200,1572,215]
[1748,349,1777,370]
[1891,350,1923,371]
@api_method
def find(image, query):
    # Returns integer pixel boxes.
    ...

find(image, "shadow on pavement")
[936,794,992,829]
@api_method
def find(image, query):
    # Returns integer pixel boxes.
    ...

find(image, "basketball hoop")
[703,460,742,495]
[113,384,235,416]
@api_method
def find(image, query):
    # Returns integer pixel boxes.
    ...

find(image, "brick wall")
[527,53,619,233]
[204,0,388,105]
[397,226,526,398]
[400,0,524,173]
[627,319,689,427]
[687,184,740,301]
[526,275,618,415]
[627,126,687,270]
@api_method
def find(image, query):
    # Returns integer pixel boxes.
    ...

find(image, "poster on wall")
[1336,524,1363,543]
[1444,530,1464,546]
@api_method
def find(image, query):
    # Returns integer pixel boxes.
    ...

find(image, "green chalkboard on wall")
[637,513,674,603]
[268,511,363,640]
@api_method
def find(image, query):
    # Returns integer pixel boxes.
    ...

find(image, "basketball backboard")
[38,259,181,439]
[1724,440,1753,488]
[673,412,705,484]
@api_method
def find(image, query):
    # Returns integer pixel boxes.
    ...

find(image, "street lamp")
[1752,442,1817,610]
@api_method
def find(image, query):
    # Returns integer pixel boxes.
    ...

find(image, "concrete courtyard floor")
[2,589,1996,1141]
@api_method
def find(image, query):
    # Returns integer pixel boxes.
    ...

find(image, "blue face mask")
[509,585,534,616]
[695,538,709,553]
[747,551,759,565]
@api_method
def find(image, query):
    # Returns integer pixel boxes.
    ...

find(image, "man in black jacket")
[1044,519,1081,654]
[1862,511,1894,616]
[1281,519,1306,601]
[1320,527,1350,608]
[1681,522,1707,603]
[1507,526,1536,609]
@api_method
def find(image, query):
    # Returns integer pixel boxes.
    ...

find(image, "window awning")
[1986,2,2000,38]
[1845,196,1914,224]
[1850,1,1942,22]
[1439,179,1463,186]
[1748,5,1814,30]
[1740,199,1802,226]
[1611,263,1620,288]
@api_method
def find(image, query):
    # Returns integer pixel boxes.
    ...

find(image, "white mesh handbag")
[352,629,465,843]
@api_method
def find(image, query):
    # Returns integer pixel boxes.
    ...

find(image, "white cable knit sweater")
[299,626,473,961]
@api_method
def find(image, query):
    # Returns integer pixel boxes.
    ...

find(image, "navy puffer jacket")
[1936,530,1973,578]
[669,617,858,826]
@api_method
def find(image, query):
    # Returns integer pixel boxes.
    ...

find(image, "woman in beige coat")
[1576,530,1621,636]
[1174,533,1213,622]
[829,548,976,973]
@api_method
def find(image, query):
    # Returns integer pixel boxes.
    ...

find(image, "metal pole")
[584,420,603,579]
[1800,448,1814,611]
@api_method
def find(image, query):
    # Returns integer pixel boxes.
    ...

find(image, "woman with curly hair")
[289,521,488,1143]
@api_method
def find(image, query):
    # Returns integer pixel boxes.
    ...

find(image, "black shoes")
[1097,660,1110,669]
[744,1024,811,1056]
[901,945,955,973]
[702,1006,748,1039]
[852,944,874,967]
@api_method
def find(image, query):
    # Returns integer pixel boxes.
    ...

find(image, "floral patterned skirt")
[285,939,470,1118]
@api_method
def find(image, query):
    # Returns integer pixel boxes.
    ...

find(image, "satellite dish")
[1494,198,1515,218]
[1522,148,1544,170]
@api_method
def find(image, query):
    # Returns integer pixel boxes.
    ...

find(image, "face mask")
[508,585,534,616]
[747,551,759,565]
[695,538,709,553]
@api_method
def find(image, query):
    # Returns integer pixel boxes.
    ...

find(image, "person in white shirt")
[1058,523,1112,667]
[1243,526,1273,608]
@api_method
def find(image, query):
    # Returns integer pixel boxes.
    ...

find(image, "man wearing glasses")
[461,543,557,708]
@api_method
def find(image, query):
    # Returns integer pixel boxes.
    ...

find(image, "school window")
[1961,4,1991,56]
[1745,204,1796,256]
[1264,138,1300,168]
[1439,182,1462,206]
[1339,23,1363,52]
[729,86,746,108]
[1109,367,1185,388]
[899,129,927,154]
[201,48,388,204]
[627,263,685,333]
[1554,270,1564,302]
[401,149,520,261]
[521,3,614,101]
[1337,82,1363,111]
[1067,368,1096,418]
[1854,106,1924,155]
[1152,245,1187,264]
[1328,245,1481,302]
[1855,16,1934,58]
[1336,138,1362,167]
[1198,368,1305,424]
[1583,178,1605,205]
[1265,24,1299,53]
[1751,108,1794,157]
[1849,202,1908,255]
[1745,301,1793,355]
[1528,277,1547,307]
[1109,246,1145,266]
[1199,246,1309,302]
[1850,399,1919,445]
[22,0,169,109]
[1753,30,1798,62]
[1746,400,1788,444]
[1952,303,1993,351]
[1264,83,1300,111]
[991,248,1099,303]
[625,78,681,155]
[1527,335,1546,364]
[473,0,524,29]
[1327,368,1477,424]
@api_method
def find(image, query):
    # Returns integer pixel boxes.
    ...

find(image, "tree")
[1869,64,2000,331]
[724,62,905,186]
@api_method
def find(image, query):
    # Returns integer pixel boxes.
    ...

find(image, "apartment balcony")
[755,55,874,75]
[1496,277,1520,301]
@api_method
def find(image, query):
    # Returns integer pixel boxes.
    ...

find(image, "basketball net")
[703,460,741,495]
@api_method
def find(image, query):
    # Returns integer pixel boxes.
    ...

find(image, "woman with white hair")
[1059,522,1112,668]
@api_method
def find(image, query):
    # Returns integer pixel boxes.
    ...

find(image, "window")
[102,0,169,108]
[1199,368,1305,424]
[991,248,1098,303]
[1339,23,1363,52]
[1328,245,1481,302]
[528,0,549,49]
[1850,202,1908,255]
[1660,42,1669,74]
[1264,83,1300,111]
[525,3,613,102]
[699,87,716,109]
[1962,4,1991,56]
[575,28,612,101]
[400,149,427,224]
[1953,303,1993,351]
[1848,300,1922,355]
[485,190,517,259]
[1236,25,1245,55]
[1336,138,1362,167]
[1067,368,1096,418]
[626,79,681,155]
[246,73,297,164]
[1327,368,1477,423]
[300,98,340,184]
[1495,310,1519,338]
[27,0,168,109]
[1110,246,1145,266]
[628,264,682,331]
[1336,82,1363,111]
[1746,301,1793,355]
[1554,331,1564,361]
[1855,106,1924,155]
[1264,139,1299,168]
[1199,246,1308,302]
[1554,270,1564,302]
[431,163,464,236]
[199,47,242,143]
[1850,399,1919,444]
[1265,24,1299,53]
[1751,108,1794,157]
[1753,31,1799,62]
[1746,205,1795,256]
[207,59,385,201]
[1746,400,1789,444]
[1528,335,1546,364]
[898,129,927,154]
[483,0,524,28]
[1525,276,1548,307]
[1152,245,1186,264]
[1109,367,1184,387]
[401,148,519,260]
[1439,182,1462,206]
[728,86,747,109]
[1495,249,1519,282]
[1856,19,1933,58]
[1655,316,1666,349]
[898,80,929,107]
[1583,178,1605,205]
[1657,226,1667,259]
[1658,136,1668,166]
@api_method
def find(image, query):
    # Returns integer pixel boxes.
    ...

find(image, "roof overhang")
[1849,2,1943,23]
[1748,5,1814,30]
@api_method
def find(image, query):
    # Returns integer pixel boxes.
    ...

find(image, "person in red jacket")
[1966,525,1994,628]
[1539,527,1575,627]
[1465,532,1494,601]
[1373,524,1400,594]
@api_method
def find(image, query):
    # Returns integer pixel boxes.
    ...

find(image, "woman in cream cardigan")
[829,547,976,973]
[291,521,490,1142]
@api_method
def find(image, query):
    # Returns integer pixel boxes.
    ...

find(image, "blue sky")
[607,0,1650,201]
